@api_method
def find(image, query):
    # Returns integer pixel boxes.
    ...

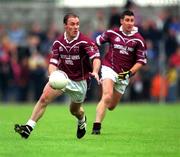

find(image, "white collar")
[64,31,80,44]
[119,26,138,36]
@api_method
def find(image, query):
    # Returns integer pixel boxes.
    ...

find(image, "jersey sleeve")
[96,30,110,46]
[49,41,60,67]
[136,38,147,65]
[84,40,100,60]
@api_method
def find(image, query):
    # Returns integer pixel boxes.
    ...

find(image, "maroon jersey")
[96,26,147,73]
[50,32,100,81]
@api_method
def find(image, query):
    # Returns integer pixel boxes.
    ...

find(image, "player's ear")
[64,24,68,29]
[120,18,123,25]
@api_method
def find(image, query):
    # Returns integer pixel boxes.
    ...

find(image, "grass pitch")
[0,103,180,157]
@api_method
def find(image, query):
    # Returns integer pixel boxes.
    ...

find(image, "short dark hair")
[63,13,79,24]
[121,10,134,19]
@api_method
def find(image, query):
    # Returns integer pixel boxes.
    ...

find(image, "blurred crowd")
[0,5,180,103]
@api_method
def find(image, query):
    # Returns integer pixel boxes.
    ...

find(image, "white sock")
[26,119,36,129]
[78,115,85,123]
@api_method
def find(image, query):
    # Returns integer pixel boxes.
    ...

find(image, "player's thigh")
[41,83,63,102]
[101,79,114,97]
[112,89,122,105]
[66,80,87,104]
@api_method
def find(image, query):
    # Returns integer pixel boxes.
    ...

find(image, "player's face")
[65,17,79,40]
[121,15,135,34]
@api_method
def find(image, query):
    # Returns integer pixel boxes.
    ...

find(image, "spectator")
[150,72,168,102]
[8,22,26,46]
[108,7,121,29]
[0,35,14,101]
[169,46,180,69]
[166,67,178,102]
[165,28,178,59]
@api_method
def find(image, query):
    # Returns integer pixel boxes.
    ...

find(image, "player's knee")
[39,96,50,106]
[70,102,83,116]
[70,106,79,115]
[103,94,113,104]
[70,109,76,115]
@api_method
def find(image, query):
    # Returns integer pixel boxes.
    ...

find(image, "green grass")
[0,103,180,157]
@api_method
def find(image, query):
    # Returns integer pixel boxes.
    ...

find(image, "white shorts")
[101,65,129,94]
[63,79,87,103]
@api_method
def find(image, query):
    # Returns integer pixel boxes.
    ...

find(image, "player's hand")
[118,71,132,80]
[90,72,100,85]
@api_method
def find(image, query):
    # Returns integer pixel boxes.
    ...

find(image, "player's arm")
[129,63,143,75]
[91,58,101,84]
[85,40,101,84]
[118,38,147,80]
[49,40,60,75]
[96,31,109,46]
[48,64,58,75]
[118,63,144,80]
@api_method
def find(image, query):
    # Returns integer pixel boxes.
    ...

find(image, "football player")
[92,10,147,134]
[14,13,101,139]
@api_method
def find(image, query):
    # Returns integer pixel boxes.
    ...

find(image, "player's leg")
[30,83,63,122]
[70,102,85,120]
[107,78,129,110]
[92,79,114,134]
[69,102,87,139]
[66,79,87,139]
[14,83,63,139]
[107,89,122,110]
[92,66,129,135]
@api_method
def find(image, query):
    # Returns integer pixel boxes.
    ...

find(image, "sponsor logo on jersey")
[60,54,80,60]
[115,37,120,42]
[73,46,79,53]
[59,46,63,51]
[90,46,94,51]
[114,44,134,54]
